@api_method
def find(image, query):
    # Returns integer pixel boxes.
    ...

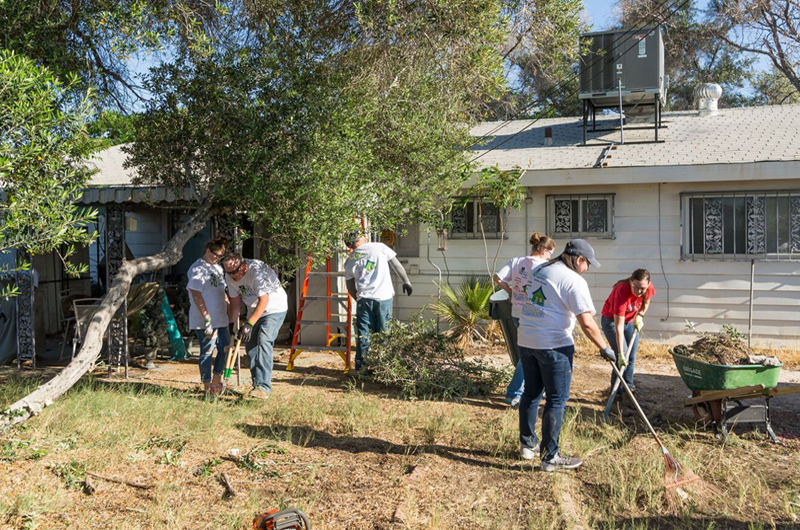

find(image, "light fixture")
[124,216,138,232]
[524,196,534,205]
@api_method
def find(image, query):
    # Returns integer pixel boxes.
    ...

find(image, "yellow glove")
[634,314,644,333]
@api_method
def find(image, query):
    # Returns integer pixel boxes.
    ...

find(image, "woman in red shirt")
[600,269,655,394]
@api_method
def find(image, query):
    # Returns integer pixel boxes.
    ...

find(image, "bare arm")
[248,294,270,325]
[614,314,626,356]
[189,289,209,320]
[640,298,650,316]
[228,295,241,324]
[576,312,608,351]
[492,273,512,295]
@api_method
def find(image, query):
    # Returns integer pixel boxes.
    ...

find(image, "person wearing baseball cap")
[516,238,616,471]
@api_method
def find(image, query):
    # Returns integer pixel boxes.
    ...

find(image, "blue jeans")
[505,317,525,403]
[601,316,639,392]
[519,345,574,461]
[196,327,230,383]
[355,298,393,370]
[247,312,286,392]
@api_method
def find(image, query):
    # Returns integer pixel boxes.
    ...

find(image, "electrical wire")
[469,0,692,164]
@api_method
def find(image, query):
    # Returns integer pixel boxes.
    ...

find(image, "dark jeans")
[355,298,393,370]
[505,317,524,402]
[601,316,639,391]
[518,344,575,461]
[247,312,286,392]
[196,327,230,383]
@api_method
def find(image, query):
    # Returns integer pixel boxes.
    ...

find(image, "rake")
[607,360,721,506]
[602,328,638,421]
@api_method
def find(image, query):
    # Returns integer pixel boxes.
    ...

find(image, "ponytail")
[529,232,556,256]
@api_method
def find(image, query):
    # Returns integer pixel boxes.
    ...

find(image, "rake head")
[662,450,721,508]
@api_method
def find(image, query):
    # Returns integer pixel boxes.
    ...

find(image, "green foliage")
[86,110,139,151]
[127,0,508,265]
[49,460,86,490]
[752,68,800,105]
[428,277,497,348]
[499,0,590,118]
[365,317,509,399]
[0,50,97,298]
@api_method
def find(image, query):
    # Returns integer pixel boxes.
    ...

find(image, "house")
[393,95,800,347]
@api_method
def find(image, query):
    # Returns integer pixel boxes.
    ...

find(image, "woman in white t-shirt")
[187,237,231,395]
[516,239,616,472]
[492,232,555,406]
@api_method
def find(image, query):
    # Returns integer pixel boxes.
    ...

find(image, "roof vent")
[696,83,722,115]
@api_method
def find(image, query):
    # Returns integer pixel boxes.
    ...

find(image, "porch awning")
[80,186,194,205]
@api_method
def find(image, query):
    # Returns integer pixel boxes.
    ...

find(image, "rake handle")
[607,359,669,453]
[603,329,638,419]
[224,337,243,380]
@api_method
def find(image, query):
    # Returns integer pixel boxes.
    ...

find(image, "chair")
[70,298,102,360]
[58,289,88,360]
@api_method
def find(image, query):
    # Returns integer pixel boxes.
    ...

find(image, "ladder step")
[297,320,351,326]
[307,271,346,276]
[293,345,351,352]
[301,296,350,301]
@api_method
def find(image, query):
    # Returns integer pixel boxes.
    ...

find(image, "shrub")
[428,276,500,348]
[365,316,510,399]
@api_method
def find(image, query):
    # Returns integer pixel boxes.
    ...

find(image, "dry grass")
[2,350,800,530]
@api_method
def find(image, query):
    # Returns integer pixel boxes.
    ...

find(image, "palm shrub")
[428,276,499,348]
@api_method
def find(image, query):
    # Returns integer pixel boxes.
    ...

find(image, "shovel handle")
[224,337,243,380]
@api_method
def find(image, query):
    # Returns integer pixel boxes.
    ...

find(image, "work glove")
[203,316,215,338]
[599,347,617,364]
[402,283,413,296]
[633,314,644,333]
[237,321,253,343]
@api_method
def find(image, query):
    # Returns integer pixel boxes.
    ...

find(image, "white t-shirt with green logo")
[518,261,596,350]
[187,258,229,330]
[344,242,397,301]
[496,256,547,319]
[226,259,288,318]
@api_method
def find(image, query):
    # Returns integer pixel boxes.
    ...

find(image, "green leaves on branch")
[0,50,97,289]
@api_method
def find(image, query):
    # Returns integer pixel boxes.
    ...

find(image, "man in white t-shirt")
[516,239,616,471]
[222,252,288,400]
[344,232,412,371]
[187,237,231,394]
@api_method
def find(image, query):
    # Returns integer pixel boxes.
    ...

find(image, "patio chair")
[70,298,102,360]
[58,289,88,360]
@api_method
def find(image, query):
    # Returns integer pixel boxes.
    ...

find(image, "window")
[546,194,614,238]
[449,198,502,239]
[683,191,800,261]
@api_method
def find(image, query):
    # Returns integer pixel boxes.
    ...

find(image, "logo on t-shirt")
[238,285,253,298]
[365,259,376,273]
[530,287,547,307]
[211,274,220,288]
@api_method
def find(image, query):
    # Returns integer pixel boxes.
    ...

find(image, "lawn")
[1,347,799,530]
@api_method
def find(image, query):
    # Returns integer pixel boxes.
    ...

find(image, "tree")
[615,0,757,109]
[0,50,97,298]
[493,0,589,119]
[752,67,800,104]
[0,0,221,109]
[710,0,800,95]
[1,0,508,431]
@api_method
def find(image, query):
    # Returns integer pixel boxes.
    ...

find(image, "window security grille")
[682,190,800,261]
[449,199,502,239]
[546,194,615,239]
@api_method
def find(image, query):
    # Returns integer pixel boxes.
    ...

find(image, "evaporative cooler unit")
[578,27,666,143]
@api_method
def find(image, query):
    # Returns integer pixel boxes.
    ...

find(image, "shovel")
[602,328,638,421]
[223,337,243,386]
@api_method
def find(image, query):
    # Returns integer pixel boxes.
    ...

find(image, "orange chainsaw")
[253,508,310,530]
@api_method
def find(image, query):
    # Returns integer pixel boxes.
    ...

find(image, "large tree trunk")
[1,201,213,433]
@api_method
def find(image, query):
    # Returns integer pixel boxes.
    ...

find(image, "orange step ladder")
[286,255,353,373]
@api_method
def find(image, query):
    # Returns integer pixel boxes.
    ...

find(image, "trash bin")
[489,290,519,366]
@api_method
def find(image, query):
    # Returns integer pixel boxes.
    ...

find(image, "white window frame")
[546,194,615,239]
[681,190,800,262]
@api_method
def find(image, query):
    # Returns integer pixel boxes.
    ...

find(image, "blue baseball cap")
[564,239,601,268]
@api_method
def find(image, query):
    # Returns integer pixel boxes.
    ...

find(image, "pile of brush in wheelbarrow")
[671,324,800,443]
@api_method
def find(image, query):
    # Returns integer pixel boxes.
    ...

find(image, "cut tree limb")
[0,201,213,434]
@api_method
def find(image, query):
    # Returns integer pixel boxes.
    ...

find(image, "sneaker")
[520,444,539,461]
[541,453,582,472]
[248,387,271,400]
